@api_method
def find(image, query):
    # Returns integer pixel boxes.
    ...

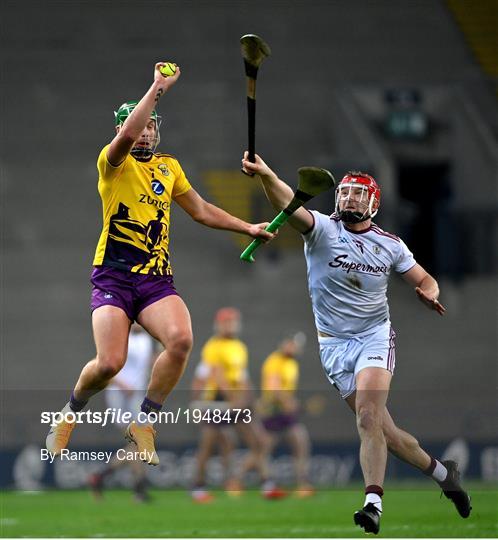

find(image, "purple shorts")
[90,265,179,321]
[262,413,298,433]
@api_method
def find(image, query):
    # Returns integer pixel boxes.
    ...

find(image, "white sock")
[262,480,275,491]
[61,402,72,414]
[364,493,383,513]
[431,460,448,483]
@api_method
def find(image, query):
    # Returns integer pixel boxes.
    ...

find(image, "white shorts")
[319,322,396,399]
[105,389,143,426]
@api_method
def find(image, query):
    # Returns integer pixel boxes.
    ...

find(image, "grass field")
[1,483,497,538]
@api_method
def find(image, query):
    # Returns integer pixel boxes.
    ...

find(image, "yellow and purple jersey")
[201,337,248,401]
[261,352,299,395]
[93,145,192,275]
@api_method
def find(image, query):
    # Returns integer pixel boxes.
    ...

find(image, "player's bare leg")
[234,422,270,480]
[124,295,193,465]
[286,424,313,496]
[352,367,391,534]
[74,307,131,400]
[89,442,149,502]
[346,393,471,518]
[219,428,236,486]
[232,421,285,499]
[384,406,472,515]
[138,295,193,403]
[192,426,217,503]
[355,368,391,487]
[46,307,130,455]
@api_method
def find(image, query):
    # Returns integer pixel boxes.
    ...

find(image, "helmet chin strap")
[339,210,370,224]
[131,134,160,160]
[131,147,153,159]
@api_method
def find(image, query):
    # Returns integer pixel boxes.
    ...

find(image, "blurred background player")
[88,324,156,502]
[190,344,236,504]
[242,153,471,534]
[190,308,284,501]
[259,332,314,497]
[45,62,275,465]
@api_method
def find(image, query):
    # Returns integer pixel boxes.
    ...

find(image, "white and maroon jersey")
[303,211,416,338]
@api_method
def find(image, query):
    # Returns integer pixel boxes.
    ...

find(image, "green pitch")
[1,483,497,538]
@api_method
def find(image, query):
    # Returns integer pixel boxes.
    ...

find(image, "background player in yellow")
[46,62,275,465]
[191,308,284,500]
[259,332,314,497]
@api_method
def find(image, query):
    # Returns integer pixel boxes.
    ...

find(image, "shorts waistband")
[317,320,391,344]
[318,335,340,345]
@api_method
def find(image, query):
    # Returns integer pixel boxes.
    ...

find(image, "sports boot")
[354,503,381,535]
[439,460,472,518]
[125,421,159,465]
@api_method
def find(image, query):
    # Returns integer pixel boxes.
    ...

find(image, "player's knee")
[356,404,382,432]
[384,430,399,452]
[96,354,125,379]
[168,329,193,359]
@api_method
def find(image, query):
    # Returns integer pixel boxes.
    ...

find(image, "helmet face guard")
[114,101,162,159]
[335,172,381,223]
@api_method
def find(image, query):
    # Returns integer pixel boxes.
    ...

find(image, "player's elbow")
[190,204,213,226]
[115,128,137,144]
[191,210,208,224]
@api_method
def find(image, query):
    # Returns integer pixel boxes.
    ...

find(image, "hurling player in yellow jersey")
[46,62,275,465]
[191,308,284,500]
[260,333,314,497]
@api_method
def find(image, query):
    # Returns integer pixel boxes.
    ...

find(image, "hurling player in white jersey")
[242,153,471,535]
[88,324,156,502]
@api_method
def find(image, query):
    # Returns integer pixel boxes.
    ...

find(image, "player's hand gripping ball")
[159,63,177,77]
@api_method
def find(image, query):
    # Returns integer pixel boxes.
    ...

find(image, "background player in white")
[88,323,156,502]
[242,152,471,535]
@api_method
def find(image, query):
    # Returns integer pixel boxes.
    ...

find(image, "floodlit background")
[1,0,497,492]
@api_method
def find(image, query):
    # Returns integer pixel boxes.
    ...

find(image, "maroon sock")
[423,457,437,476]
[365,484,384,497]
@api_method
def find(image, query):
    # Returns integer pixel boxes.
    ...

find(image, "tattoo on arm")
[155,89,164,102]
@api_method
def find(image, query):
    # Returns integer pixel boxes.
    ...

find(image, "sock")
[98,466,114,479]
[133,477,147,494]
[262,479,275,492]
[364,485,383,513]
[69,392,88,412]
[139,397,162,424]
[424,457,448,483]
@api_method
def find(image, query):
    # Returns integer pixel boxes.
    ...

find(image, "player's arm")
[210,364,237,402]
[174,188,275,241]
[241,152,314,234]
[191,375,205,401]
[107,63,181,166]
[191,360,211,400]
[235,373,254,408]
[402,263,446,315]
[265,372,296,411]
[265,372,288,407]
